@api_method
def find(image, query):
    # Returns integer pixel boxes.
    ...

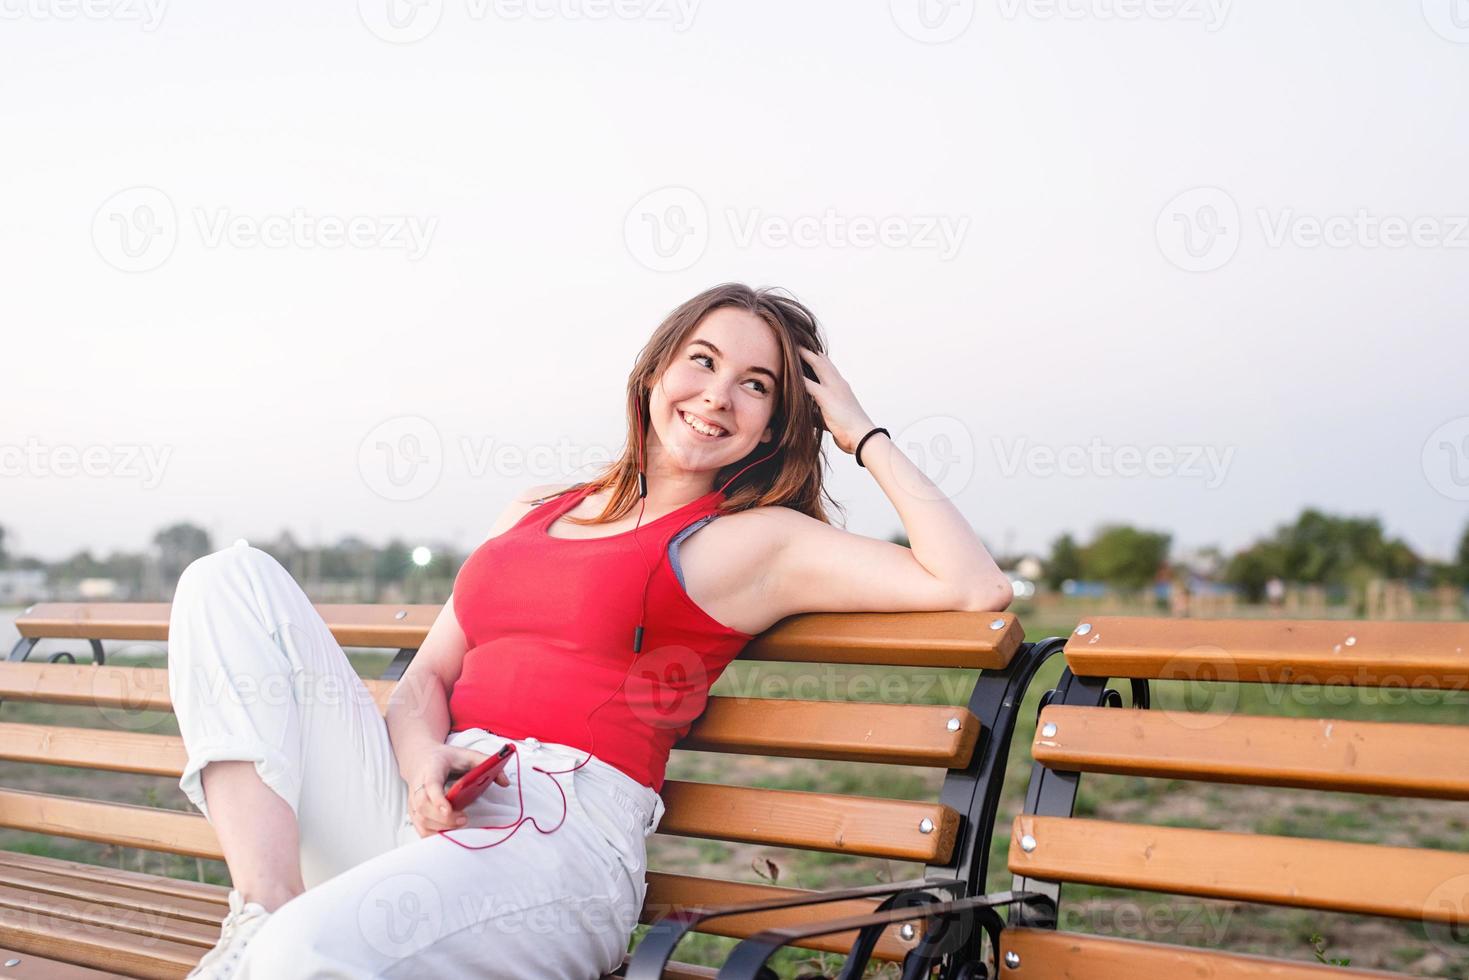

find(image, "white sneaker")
[187,889,272,979]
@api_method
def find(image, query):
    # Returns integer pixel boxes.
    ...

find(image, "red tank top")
[448,482,756,792]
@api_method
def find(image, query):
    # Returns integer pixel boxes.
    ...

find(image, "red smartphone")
[444,743,515,810]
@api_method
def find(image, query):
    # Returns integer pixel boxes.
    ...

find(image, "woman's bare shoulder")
[682,505,818,635]
[697,504,801,568]
[704,503,844,582]
[721,502,823,535]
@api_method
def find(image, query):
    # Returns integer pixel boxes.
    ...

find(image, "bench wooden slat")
[0,945,127,979]
[0,791,222,860]
[743,611,1021,668]
[13,602,436,649]
[1033,706,1469,800]
[16,603,1022,669]
[14,602,172,642]
[658,781,957,862]
[0,851,227,908]
[675,698,981,768]
[0,903,203,980]
[1063,616,1469,689]
[0,662,173,713]
[0,731,954,861]
[0,881,217,947]
[0,723,184,777]
[1009,815,1469,922]
[642,871,915,961]
[0,663,979,769]
[998,927,1408,978]
[0,862,225,926]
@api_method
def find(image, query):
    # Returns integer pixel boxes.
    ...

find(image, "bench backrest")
[1000,616,1469,978]
[4,601,1039,967]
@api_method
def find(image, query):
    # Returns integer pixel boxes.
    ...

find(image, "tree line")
[1038,509,1468,601]
[2,509,1467,602]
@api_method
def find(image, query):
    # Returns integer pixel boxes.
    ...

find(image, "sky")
[2,0,1467,565]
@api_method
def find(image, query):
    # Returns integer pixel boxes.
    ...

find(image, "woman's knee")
[168,544,304,675]
[170,544,307,640]
[175,542,285,600]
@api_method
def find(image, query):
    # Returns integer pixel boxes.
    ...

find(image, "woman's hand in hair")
[797,345,875,456]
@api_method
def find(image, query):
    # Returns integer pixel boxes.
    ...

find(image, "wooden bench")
[1,601,1054,978]
[711,616,1469,978]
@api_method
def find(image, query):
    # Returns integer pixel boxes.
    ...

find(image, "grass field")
[1,615,1466,977]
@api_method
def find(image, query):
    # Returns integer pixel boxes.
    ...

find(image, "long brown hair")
[549,283,840,528]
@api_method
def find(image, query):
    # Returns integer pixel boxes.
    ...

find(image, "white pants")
[167,541,666,979]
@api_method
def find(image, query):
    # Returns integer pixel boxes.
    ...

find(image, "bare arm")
[384,600,469,773]
[857,430,1013,611]
[760,481,1013,621]
[385,482,571,833]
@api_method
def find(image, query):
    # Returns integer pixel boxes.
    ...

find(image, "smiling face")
[646,306,782,486]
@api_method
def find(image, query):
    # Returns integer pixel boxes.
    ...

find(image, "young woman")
[169,283,1013,979]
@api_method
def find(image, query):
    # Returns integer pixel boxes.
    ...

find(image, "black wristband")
[855,427,889,468]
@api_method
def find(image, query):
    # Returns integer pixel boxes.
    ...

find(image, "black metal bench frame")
[705,655,1154,980]
[625,635,1069,980]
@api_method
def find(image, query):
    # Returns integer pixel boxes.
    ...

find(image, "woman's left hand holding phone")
[402,743,511,838]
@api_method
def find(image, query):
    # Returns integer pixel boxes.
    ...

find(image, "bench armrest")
[714,889,1055,980]
[623,876,966,980]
